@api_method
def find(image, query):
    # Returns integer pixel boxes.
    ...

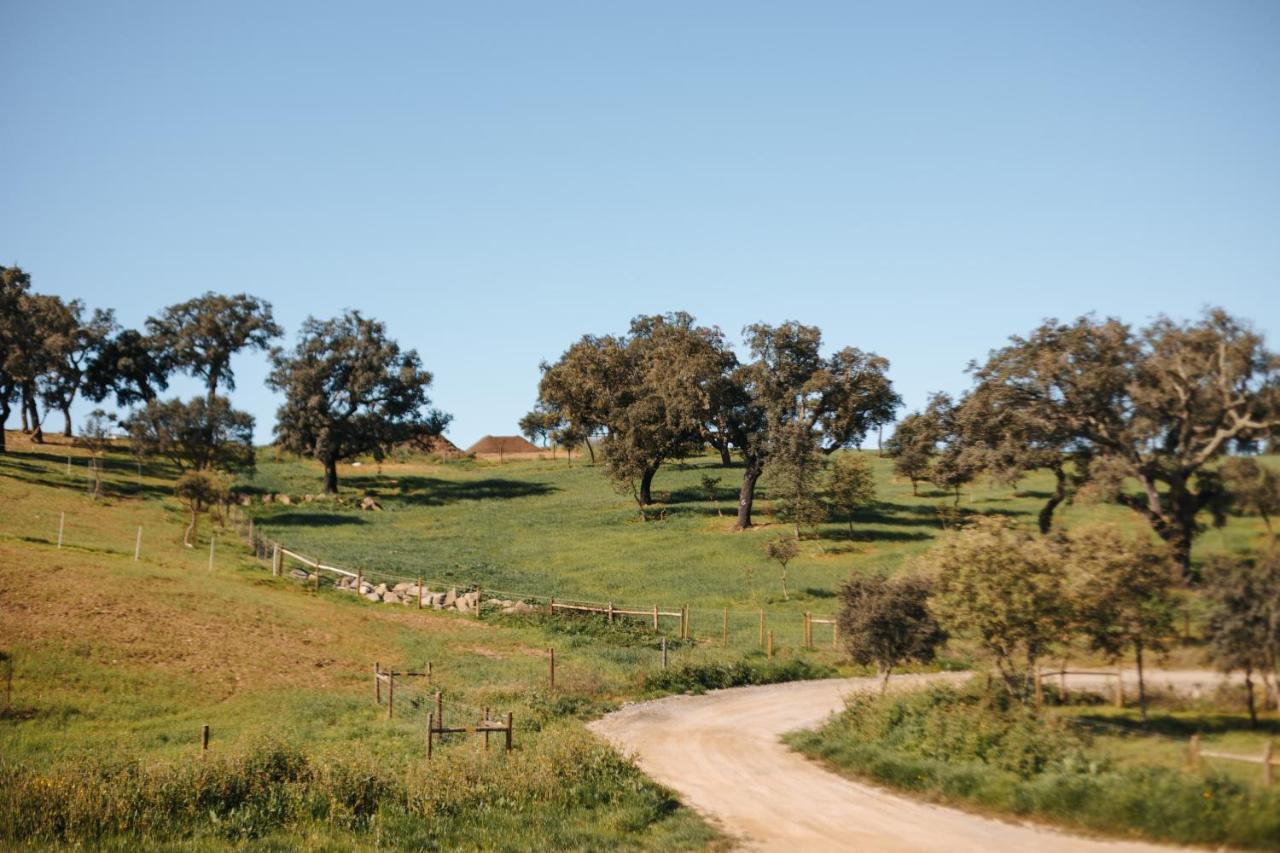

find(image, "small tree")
[768,421,826,538]
[700,473,723,516]
[1069,526,1177,721]
[77,410,118,499]
[764,536,800,600]
[826,453,876,538]
[1204,552,1280,723]
[838,573,946,692]
[174,470,228,548]
[884,412,936,495]
[123,396,254,473]
[930,517,1069,700]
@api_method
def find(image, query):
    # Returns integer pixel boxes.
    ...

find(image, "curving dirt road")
[589,670,1229,852]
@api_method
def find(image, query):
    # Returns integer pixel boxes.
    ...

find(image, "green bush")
[643,657,834,694]
[788,683,1280,849]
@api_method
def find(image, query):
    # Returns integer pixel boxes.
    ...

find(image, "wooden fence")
[1189,735,1276,787]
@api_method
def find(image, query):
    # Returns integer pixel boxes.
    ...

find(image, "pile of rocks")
[330,577,481,612]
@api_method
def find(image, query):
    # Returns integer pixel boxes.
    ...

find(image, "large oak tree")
[268,311,449,493]
[967,310,1280,573]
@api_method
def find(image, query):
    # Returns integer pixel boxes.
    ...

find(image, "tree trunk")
[847,519,855,539]
[734,462,763,530]
[585,439,596,465]
[0,399,8,453]
[911,479,918,496]
[877,425,883,457]
[719,443,732,467]
[184,506,197,548]
[323,457,339,494]
[639,465,658,506]
[25,389,42,443]
[1245,669,1257,728]
[880,666,892,694]
[19,396,29,432]
[1038,466,1068,535]
[1135,642,1147,722]
[780,567,789,600]
[62,405,74,437]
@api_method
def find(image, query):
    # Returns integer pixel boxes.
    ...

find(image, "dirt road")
[589,670,1229,852]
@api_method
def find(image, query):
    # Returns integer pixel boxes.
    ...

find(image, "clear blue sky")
[3,1,1278,447]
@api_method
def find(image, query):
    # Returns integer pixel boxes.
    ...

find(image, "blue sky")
[3,1,1278,447]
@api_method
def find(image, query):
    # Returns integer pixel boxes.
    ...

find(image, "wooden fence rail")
[1189,735,1275,786]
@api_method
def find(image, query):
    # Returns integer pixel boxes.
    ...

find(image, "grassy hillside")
[0,433,721,849]
[1,431,1273,847]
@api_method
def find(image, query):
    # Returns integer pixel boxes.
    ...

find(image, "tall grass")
[787,682,1280,849]
[0,728,715,849]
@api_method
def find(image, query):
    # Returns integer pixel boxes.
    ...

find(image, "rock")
[238,494,253,506]
[431,594,444,610]
[502,601,540,615]
[384,592,402,604]
[289,569,309,580]
[303,494,315,503]
[360,496,383,512]
[364,592,381,602]
[359,583,373,595]
[278,494,293,506]
[443,588,457,608]
[374,583,388,596]
[261,494,274,504]
[393,582,413,593]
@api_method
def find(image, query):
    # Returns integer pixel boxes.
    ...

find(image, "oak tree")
[268,311,449,493]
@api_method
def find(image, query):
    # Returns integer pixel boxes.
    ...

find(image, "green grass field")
[1,430,1275,848]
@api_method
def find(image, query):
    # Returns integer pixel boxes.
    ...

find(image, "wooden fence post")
[1265,742,1275,788]
[426,712,434,759]
[547,597,554,617]
[652,604,659,631]
[548,648,556,689]
[1188,734,1201,771]
[272,544,282,576]
[661,636,668,670]
[607,601,614,624]
[475,586,482,619]
[357,569,363,593]
[208,537,215,571]
[682,604,689,639]
[386,671,394,719]
[1059,664,1067,699]
[201,724,210,757]
[484,707,491,751]
[247,518,254,545]
[505,711,514,751]
[832,620,839,651]
[57,512,65,549]
[427,660,433,683]
[374,662,382,704]
[804,613,812,648]
[1114,673,1124,708]
[435,690,443,731]
[134,526,142,561]
[767,629,774,660]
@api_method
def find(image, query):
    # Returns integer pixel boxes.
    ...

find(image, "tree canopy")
[148,292,281,405]
[268,311,449,493]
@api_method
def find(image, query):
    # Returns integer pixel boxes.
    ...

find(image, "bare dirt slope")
[589,671,1229,852]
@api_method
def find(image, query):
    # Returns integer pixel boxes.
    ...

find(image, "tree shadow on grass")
[1076,713,1280,738]
[344,475,557,507]
[258,512,369,527]
[0,458,174,501]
